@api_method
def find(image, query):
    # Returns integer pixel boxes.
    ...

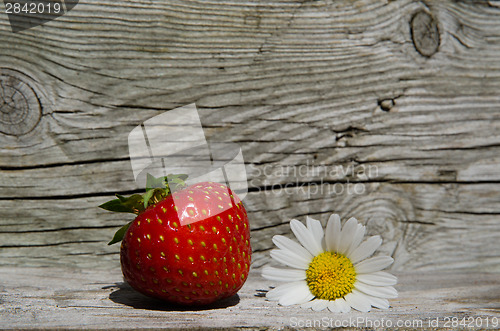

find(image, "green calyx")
[100,173,187,245]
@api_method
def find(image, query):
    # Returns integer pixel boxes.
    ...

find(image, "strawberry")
[100,174,251,306]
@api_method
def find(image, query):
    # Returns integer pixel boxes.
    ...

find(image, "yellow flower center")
[305,252,356,300]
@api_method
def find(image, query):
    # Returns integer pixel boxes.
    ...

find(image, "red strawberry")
[100,174,251,305]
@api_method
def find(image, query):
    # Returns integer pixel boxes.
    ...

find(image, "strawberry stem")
[100,173,188,245]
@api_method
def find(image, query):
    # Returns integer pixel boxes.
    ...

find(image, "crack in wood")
[0,157,130,171]
[0,240,102,249]
[0,225,122,234]
[0,190,142,201]
[1,180,499,201]
[250,222,287,232]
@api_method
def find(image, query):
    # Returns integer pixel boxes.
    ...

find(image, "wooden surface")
[1,0,500,328]
[1,267,499,329]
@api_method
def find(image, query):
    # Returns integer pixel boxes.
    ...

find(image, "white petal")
[355,256,394,274]
[344,290,371,312]
[270,249,310,270]
[346,224,365,256]
[306,216,324,248]
[261,266,306,282]
[334,298,351,313]
[310,298,329,311]
[272,235,313,263]
[290,219,323,256]
[325,214,341,252]
[338,217,358,254]
[266,281,306,301]
[327,300,340,312]
[356,271,397,286]
[270,250,310,269]
[278,282,315,306]
[349,236,383,264]
[354,281,398,299]
[365,294,390,310]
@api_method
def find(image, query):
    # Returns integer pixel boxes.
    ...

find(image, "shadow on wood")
[254,288,268,298]
[107,282,240,311]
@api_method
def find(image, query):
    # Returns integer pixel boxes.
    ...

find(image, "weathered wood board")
[1,0,500,327]
[1,0,499,272]
[0,267,499,329]
[1,183,499,271]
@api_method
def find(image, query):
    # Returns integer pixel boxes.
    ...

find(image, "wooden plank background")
[1,0,500,277]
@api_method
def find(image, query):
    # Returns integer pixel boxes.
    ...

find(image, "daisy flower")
[262,214,397,312]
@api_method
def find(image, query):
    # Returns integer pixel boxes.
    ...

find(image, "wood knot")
[411,10,440,57]
[0,70,42,136]
[378,98,395,112]
[336,187,416,268]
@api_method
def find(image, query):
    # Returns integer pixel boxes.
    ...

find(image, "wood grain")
[0,267,498,329]
[1,0,500,275]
